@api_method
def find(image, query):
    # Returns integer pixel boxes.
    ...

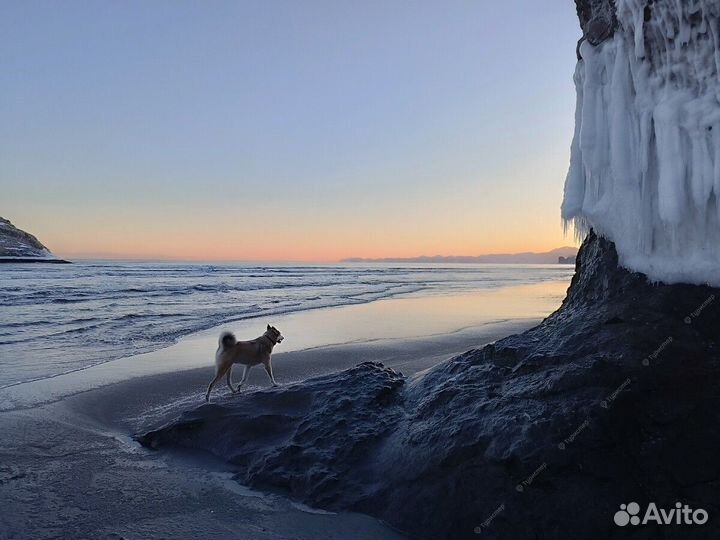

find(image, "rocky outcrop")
[141,362,406,506]
[0,217,68,262]
[575,0,616,45]
[139,232,720,540]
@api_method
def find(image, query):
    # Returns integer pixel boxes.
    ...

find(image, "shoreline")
[1,279,568,412]
[0,317,540,415]
[1,270,572,390]
[67,317,541,432]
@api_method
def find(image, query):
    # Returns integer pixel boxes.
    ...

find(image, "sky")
[0,1,581,262]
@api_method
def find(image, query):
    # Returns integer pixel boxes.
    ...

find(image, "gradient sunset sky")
[1,1,580,262]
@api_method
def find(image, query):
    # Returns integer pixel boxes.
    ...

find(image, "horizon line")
[56,245,579,264]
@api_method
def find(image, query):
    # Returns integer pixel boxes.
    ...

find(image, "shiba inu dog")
[205,325,284,402]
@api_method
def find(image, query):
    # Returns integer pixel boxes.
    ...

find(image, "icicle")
[562,0,720,285]
[561,63,587,221]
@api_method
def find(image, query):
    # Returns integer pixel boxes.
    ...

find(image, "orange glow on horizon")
[48,221,578,262]
[15,148,578,263]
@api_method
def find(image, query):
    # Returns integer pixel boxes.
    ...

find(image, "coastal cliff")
[0,217,68,263]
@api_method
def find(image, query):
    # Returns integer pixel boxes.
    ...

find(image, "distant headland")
[341,246,578,264]
[0,217,70,263]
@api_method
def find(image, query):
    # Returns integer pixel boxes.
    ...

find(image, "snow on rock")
[0,217,58,260]
[562,0,720,285]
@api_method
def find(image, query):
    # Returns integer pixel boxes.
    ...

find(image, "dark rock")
[139,232,720,540]
[575,0,617,45]
[138,362,406,508]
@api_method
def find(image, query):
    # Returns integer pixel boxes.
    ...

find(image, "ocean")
[0,262,574,389]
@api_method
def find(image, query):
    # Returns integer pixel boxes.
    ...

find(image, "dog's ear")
[267,324,271,331]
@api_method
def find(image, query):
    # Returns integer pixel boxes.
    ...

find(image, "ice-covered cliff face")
[562,0,720,285]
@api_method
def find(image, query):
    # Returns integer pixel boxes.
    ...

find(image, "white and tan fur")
[205,325,284,402]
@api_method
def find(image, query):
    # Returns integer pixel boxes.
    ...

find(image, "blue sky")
[1,1,581,260]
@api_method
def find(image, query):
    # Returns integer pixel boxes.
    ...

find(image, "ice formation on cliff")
[562,0,720,285]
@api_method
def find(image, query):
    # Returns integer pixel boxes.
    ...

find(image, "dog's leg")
[235,365,250,392]
[226,365,236,393]
[206,363,230,402]
[205,370,222,402]
[263,360,278,387]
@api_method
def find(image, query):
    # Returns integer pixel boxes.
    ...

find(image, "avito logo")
[614,502,708,526]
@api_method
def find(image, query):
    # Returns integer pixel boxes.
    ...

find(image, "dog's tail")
[218,331,236,350]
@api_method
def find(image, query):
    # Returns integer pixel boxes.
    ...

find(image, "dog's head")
[266,324,284,344]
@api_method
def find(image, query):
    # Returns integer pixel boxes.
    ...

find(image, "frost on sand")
[562,0,720,285]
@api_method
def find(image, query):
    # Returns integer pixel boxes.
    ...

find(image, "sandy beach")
[0,281,567,539]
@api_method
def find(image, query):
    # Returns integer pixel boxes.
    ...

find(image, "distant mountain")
[341,246,578,264]
[0,217,69,263]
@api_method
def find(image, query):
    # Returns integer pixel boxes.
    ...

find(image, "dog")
[205,325,284,402]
